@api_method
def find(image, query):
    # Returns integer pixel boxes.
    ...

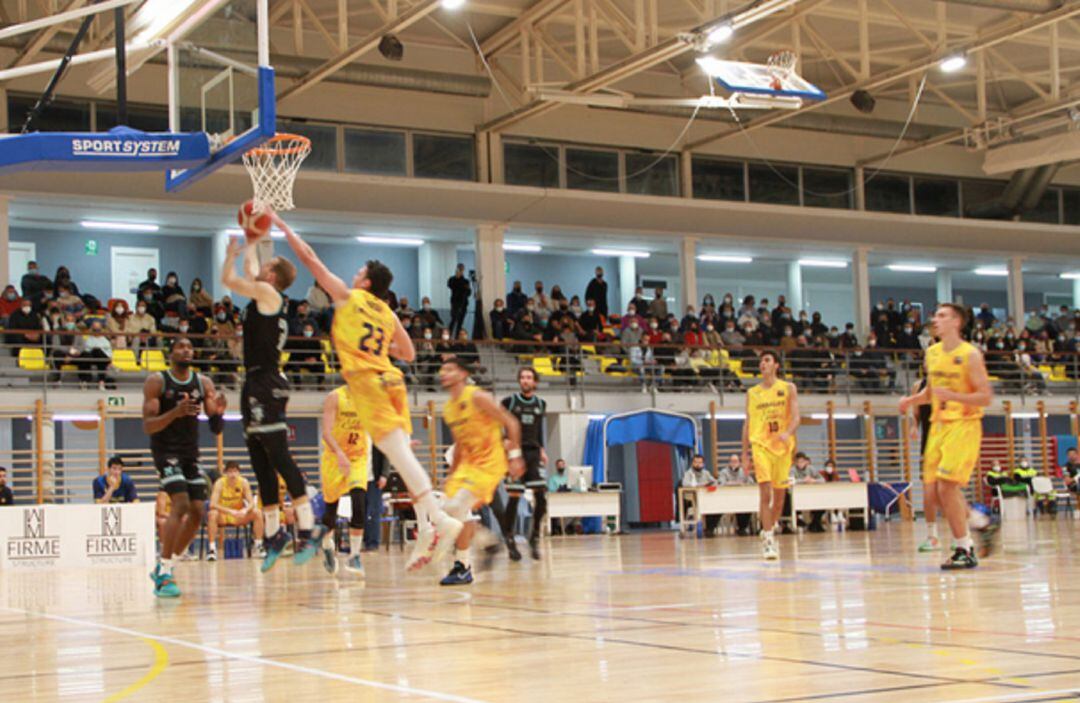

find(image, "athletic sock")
[160,557,174,574]
[958,535,974,551]
[350,532,362,558]
[295,501,314,538]
[927,523,938,539]
[456,549,471,569]
[263,508,281,539]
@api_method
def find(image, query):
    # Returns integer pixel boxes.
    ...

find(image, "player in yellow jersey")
[900,303,996,570]
[741,350,800,561]
[207,461,264,561]
[313,386,372,577]
[274,211,463,572]
[437,358,524,586]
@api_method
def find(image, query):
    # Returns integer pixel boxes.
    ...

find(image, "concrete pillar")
[678,237,698,313]
[40,415,56,502]
[211,230,230,302]
[936,269,953,305]
[680,149,693,198]
[618,255,637,314]
[0,195,9,289]
[1073,278,1080,311]
[852,247,871,342]
[418,241,457,309]
[787,261,803,314]
[474,224,506,337]
[854,165,866,211]
[1007,255,1025,330]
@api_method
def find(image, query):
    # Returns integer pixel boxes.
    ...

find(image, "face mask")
[877,304,884,310]
[167,279,177,286]
[115,307,126,316]
[64,322,76,330]
[21,306,30,315]
[4,293,14,301]
[303,330,313,338]
[630,322,639,330]
[442,334,450,341]
[904,327,912,334]
[237,329,243,337]
[137,306,146,314]
[526,305,535,312]
[178,325,189,333]
[570,305,581,314]
[495,306,503,312]
[586,305,595,312]
[868,340,877,347]
[800,315,807,321]
[216,313,226,322]
[1018,344,1026,351]
[193,284,201,292]
[650,322,658,330]
[707,325,714,332]
[424,332,432,340]
[997,343,1005,349]
[422,303,431,311]
[143,294,152,302]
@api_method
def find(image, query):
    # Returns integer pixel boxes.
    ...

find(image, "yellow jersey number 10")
[359,322,386,356]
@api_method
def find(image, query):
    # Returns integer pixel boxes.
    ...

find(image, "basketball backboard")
[696,57,827,105]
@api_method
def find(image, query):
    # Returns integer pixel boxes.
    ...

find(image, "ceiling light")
[940,53,967,73]
[697,254,753,264]
[441,0,466,8]
[129,0,197,41]
[799,258,847,268]
[592,248,650,259]
[1061,272,1080,280]
[81,220,159,232]
[706,22,734,46]
[887,264,937,273]
[504,243,542,253]
[695,56,726,77]
[357,235,424,247]
[974,267,1008,276]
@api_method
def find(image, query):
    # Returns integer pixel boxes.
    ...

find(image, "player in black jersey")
[497,367,548,561]
[910,376,941,553]
[143,338,226,598]
[221,236,319,572]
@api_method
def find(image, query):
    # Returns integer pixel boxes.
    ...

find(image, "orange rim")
[248,133,311,157]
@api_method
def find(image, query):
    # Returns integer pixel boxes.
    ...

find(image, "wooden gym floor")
[2,520,1079,703]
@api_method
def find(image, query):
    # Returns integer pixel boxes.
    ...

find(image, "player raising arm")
[275,211,462,571]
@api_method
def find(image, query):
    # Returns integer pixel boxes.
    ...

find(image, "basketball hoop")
[766,50,798,91]
[241,133,311,212]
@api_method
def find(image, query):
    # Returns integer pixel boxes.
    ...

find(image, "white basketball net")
[241,134,311,212]
[767,50,798,86]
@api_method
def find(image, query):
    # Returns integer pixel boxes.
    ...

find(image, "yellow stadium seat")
[113,349,140,373]
[581,344,597,356]
[533,356,563,377]
[1050,365,1068,382]
[18,347,47,371]
[143,350,168,372]
[600,357,633,378]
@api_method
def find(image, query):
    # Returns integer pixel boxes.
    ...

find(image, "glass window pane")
[413,133,474,181]
[961,179,1006,218]
[566,148,619,192]
[625,153,678,196]
[504,143,560,188]
[1021,188,1061,224]
[748,163,799,205]
[8,95,90,132]
[1064,190,1080,225]
[865,174,911,214]
[802,168,853,209]
[344,128,406,175]
[914,178,959,217]
[275,120,338,171]
[691,158,744,201]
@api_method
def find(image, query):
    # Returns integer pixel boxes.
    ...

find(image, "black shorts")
[242,370,290,435]
[154,452,208,501]
[506,446,545,491]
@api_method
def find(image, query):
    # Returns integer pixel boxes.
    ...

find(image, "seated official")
[207,461,265,561]
[717,453,753,535]
[93,456,138,503]
[682,454,720,536]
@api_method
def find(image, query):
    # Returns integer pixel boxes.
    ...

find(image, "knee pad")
[348,488,367,530]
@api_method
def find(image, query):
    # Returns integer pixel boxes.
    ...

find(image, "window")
[344,128,407,175]
[1020,188,1061,224]
[504,142,560,188]
[97,103,170,133]
[914,178,959,217]
[413,133,474,181]
[748,163,799,205]
[692,158,745,201]
[625,153,678,197]
[279,120,338,171]
[8,95,90,132]
[565,148,619,192]
[865,174,911,214]
[1064,190,1080,225]
[802,168,853,209]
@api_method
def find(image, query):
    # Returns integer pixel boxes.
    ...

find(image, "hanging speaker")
[850,89,876,115]
[378,34,404,61]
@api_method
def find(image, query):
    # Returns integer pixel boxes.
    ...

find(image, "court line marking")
[0,606,489,703]
[940,688,1080,703]
[103,637,168,703]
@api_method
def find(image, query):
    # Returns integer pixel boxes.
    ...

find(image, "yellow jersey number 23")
[358,322,387,356]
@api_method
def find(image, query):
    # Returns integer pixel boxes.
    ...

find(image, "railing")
[5,330,1080,402]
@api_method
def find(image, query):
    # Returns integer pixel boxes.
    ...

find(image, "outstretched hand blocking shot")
[275,210,462,573]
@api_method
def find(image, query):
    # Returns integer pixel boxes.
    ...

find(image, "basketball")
[238,200,271,242]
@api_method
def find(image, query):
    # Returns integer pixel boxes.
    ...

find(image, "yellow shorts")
[924,419,982,485]
[320,456,369,504]
[752,445,793,488]
[345,370,411,442]
[445,463,507,506]
[218,506,247,526]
